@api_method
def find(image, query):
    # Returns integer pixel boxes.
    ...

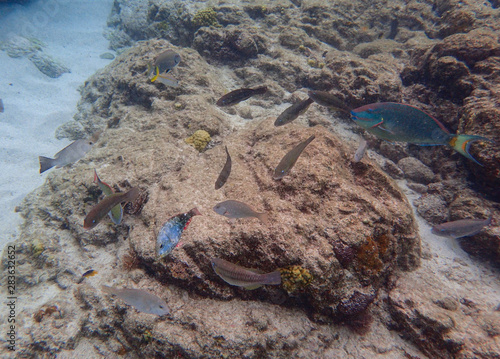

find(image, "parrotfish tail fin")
[101,285,113,295]
[93,168,100,184]
[39,156,55,174]
[449,134,492,166]
[263,271,282,285]
[258,212,269,225]
[190,207,202,216]
[150,66,160,82]
[156,73,179,88]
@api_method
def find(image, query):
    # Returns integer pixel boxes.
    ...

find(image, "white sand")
[0,0,114,250]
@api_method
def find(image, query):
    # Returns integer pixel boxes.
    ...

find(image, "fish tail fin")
[263,270,282,285]
[39,156,55,174]
[93,168,100,184]
[150,66,160,82]
[449,134,492,166]
[109,205,123,225]
[258,212,269,225]
[190,207,202,216]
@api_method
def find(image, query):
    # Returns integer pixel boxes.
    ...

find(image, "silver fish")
[213,200,268,224]
[149,50,181,88]
[274,98,314,126]
[211,258,281,290]
[215,146,232,190]
[39,138,95,174]
[431,216,492,239]
[102,285,170,316]
[353,138,368,162]
[273,135,315,180]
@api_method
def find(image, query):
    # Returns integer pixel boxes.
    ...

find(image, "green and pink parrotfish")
[350,102,491,165]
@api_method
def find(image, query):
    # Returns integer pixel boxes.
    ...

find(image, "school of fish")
[34,48,495,316]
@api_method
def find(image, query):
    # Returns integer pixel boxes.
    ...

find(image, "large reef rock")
[2,39,424,358]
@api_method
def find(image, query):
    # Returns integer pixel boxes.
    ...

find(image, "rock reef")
[2,0,500,358]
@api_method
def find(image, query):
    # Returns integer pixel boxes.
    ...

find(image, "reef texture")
[3,0,500,358]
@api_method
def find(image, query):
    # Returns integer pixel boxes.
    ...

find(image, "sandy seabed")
[0,0,114,249]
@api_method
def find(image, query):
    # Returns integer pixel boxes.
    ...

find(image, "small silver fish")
[0,98,4,112]
[211,258,281,290]
[39,138,95,174]
[353,138,368,162]
[274,98,314,126]
[215,146,232,190]
[431,216,492,239]
[273,135,315,180]
[213,200,268,224]
[216,86,267,107]
[102,285,170,316]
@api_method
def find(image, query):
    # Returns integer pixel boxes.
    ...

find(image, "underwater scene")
[0,0,499,358]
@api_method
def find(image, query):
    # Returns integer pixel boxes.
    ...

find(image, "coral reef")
[191,7,220,29]
[184,129,211,152]
[278,265,313,293]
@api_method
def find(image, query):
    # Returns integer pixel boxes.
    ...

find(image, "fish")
[93,169,123,225]
[148,50,181,88]
[84,187,140,230]
[353,138,368,162]
[213,200,268,224]
[215,146,232,190]
[101,285,170,316]
[351,103,492,165]
[307,90,350,112]
[156,207,202,258]
[274,98,314,126]
[431,216,492,239]
[0,98,4,112]
[39,138,95,174]
[216,86,267,107]
[77,269,98,283]
[211,258,281,290]
[273,135,315,180]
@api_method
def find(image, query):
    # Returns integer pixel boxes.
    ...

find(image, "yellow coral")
[31,239,45,258]
[185,130,211,152]
[278,265,312,293]
[192,7,220,28]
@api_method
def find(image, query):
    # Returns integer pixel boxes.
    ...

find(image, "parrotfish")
[101,285,170,316]
[213,200,268,224]
[353,138,368,163]
[156,207,201,258]
[431,216,492,239]
[307,90,350,112]
[148,50,181,88]
[84,187,140,230]
[39,138,95,174]
[274,98,314,126]
[215,146,232,190]
[351,103,491,165]
[93,169,123,225]
[216,86,267,107]
[211,258,281,290]
[273,135,315,180]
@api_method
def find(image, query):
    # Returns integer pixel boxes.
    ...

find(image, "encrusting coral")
[279,265,313,293]
[185,130,211,152]
[192,7,220,28]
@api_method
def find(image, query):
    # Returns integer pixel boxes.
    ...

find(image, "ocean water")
[0,0,114,249]
[1,1,499,358]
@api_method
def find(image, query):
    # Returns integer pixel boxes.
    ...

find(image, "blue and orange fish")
[93,169,123,225]
[351,103,492,165]
[156,208,201,258]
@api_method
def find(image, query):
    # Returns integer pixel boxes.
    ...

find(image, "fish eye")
[159,305,164,309]
[160,244,164,248]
